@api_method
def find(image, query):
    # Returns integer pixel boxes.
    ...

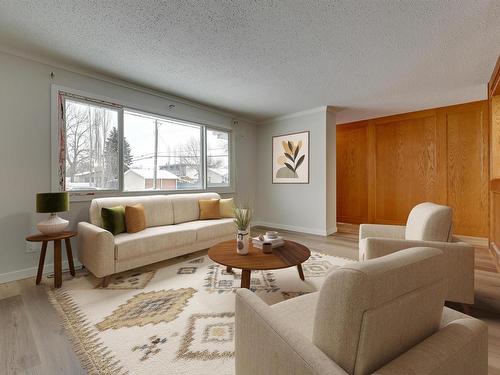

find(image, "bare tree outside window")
[64,100,119,190]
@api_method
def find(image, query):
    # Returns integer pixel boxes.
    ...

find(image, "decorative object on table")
[272,131,309,184]
[26,231,77,288]
[36,192,70,234]
[233,205,252,255]
[252,234,285,250]
[262,243,273,254]
[266,231,279,239]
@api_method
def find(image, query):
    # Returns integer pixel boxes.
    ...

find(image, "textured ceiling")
[0,1,499,123]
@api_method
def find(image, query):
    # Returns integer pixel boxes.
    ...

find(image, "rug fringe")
[47,287,128,375]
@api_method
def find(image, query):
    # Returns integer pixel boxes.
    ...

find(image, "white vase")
[37,213,69,235]
[236,229,249,255]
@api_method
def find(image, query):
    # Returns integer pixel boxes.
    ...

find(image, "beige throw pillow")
[219,198,236,218]
[125,204,146,233]
[199,199,221,220]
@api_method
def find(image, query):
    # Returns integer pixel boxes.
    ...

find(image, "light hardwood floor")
[0,228,499,374]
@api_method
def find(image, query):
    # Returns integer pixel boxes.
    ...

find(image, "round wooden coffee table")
[208,240,311,289]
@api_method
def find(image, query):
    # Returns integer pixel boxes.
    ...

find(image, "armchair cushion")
[359,224,405,241]
[405,202,452,242]
[313,247,447,375]
[272,291,319,339]
[235,289,348,375]
[375,308,488,375]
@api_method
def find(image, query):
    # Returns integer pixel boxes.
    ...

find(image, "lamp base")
[37,213,69,235]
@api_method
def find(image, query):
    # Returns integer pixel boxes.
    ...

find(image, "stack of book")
[252,235,285,249]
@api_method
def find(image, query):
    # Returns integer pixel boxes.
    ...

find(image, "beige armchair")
[359,202,474,304]
[235,247,487,375]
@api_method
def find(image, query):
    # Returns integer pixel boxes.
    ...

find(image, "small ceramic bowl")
[266,231,279,239]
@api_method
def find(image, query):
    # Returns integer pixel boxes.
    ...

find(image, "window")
[64,99,119,191]
[124,110,203,191]
[207,129,230,187]
[58,90,231,193]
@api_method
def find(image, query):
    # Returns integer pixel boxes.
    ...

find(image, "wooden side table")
[26,231,77,288]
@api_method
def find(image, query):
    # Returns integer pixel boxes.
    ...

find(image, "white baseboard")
[253,221,331,236]
[326,226,338,235]
[0,259,82,284]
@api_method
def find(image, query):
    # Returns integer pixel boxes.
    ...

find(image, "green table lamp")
[36,192,70,235]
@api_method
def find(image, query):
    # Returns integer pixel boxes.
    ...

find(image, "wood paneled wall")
[337,101,489,237]
[489,55,500,260]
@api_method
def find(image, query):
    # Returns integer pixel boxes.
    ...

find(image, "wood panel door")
[373,113,447,224]
[336,122,369,223]
[446,102,489,237]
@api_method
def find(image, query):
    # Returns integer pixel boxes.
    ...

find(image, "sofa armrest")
[77,222,115,278]
[359,224,406,241]
[235,289,348,375]
[360,238,474,304]
[374,315,488,375]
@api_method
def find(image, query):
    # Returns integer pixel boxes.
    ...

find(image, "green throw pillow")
[101,206,126,235]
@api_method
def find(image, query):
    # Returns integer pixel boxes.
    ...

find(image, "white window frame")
[51,85,234,201]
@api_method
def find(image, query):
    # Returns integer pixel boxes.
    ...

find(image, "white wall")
[0,50,257,282]
[254,107,336,235]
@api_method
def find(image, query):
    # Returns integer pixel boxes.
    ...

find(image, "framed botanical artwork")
[272,131,310,184]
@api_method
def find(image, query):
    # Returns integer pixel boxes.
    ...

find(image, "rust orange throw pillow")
[125,204,146,233]
[199,199,221,220]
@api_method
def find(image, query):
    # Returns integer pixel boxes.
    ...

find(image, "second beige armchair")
[359,202,474,304]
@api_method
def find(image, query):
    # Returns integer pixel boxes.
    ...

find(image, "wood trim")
[490,242,500,273]
[489,55,500,260]
[489,55,500,97]
[367,123,376,222]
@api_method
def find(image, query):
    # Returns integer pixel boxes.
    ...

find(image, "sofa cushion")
[171,192,220,224]
[176,218,235,242]
[90,195,174,228]
[114,225,196,261]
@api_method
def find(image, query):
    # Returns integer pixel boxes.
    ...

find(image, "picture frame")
[272,131,310,184]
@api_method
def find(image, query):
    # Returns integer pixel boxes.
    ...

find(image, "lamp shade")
[36,192,69,213]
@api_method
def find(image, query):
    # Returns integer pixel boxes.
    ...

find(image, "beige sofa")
[359,202,474,305]
[78,193,234,284]
[235,247,488,375]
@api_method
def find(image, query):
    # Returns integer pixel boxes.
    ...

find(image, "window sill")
[68,187,235,202]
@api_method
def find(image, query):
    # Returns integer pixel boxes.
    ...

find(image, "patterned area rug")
[47,250,353,375]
